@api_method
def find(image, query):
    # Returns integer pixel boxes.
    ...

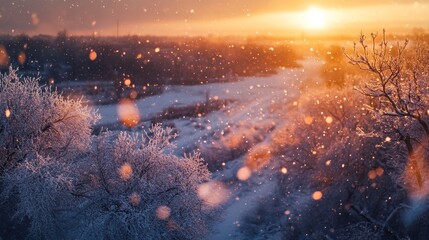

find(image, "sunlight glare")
[304,7,326,29]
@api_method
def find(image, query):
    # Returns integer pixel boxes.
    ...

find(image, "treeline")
[0,32,301,86]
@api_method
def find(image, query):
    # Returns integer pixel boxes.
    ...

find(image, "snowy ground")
[94,58,323,239]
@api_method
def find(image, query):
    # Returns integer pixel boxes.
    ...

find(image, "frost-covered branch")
[0,69,219,239]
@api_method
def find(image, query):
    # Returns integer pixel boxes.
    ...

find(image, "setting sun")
[304,7,326,29]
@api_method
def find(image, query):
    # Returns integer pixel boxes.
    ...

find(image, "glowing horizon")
[0,2,428,37]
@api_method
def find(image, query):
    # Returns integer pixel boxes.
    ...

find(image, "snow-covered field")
[94,58,323,239]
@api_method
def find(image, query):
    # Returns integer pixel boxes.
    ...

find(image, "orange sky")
[0,1,428,36]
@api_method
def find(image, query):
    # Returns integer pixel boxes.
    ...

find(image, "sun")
[304,7,326,29]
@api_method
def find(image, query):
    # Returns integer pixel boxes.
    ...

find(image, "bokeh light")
[0,45,10,67]
[156,205,171,220]
[31,13,40,25]
[117,98,140,128]
[197,181,229,208]
[119,163,133,180]
[376,167,384,176]
[18,51,26,65]
[367,170,377,180]
[129,192,141,206]
[5,108,11,118]
[236,166,252,181]
[89,50,97,61]
[312,191,323,200]
[124,78,132,87]
[304,116,314,125]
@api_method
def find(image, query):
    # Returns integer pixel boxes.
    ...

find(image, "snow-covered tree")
[67,126,218,240]
[344,30,429,239]
[1,69,219,239]
[2,154,73,239]
[345,30,429,190]
[0,67,99,174]
[0,67,99,238]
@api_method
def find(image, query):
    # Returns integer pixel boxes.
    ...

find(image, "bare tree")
[345,30,429,188]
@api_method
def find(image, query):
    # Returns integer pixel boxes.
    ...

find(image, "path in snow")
[208,58,324,239]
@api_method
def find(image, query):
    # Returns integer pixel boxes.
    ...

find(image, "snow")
[210,174,278,240]
[95,61,313,126]
[94,58,323,239]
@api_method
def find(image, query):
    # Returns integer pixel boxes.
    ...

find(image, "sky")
[0,0,428,36]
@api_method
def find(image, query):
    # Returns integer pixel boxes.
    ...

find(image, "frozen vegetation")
[0,68,219,239]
